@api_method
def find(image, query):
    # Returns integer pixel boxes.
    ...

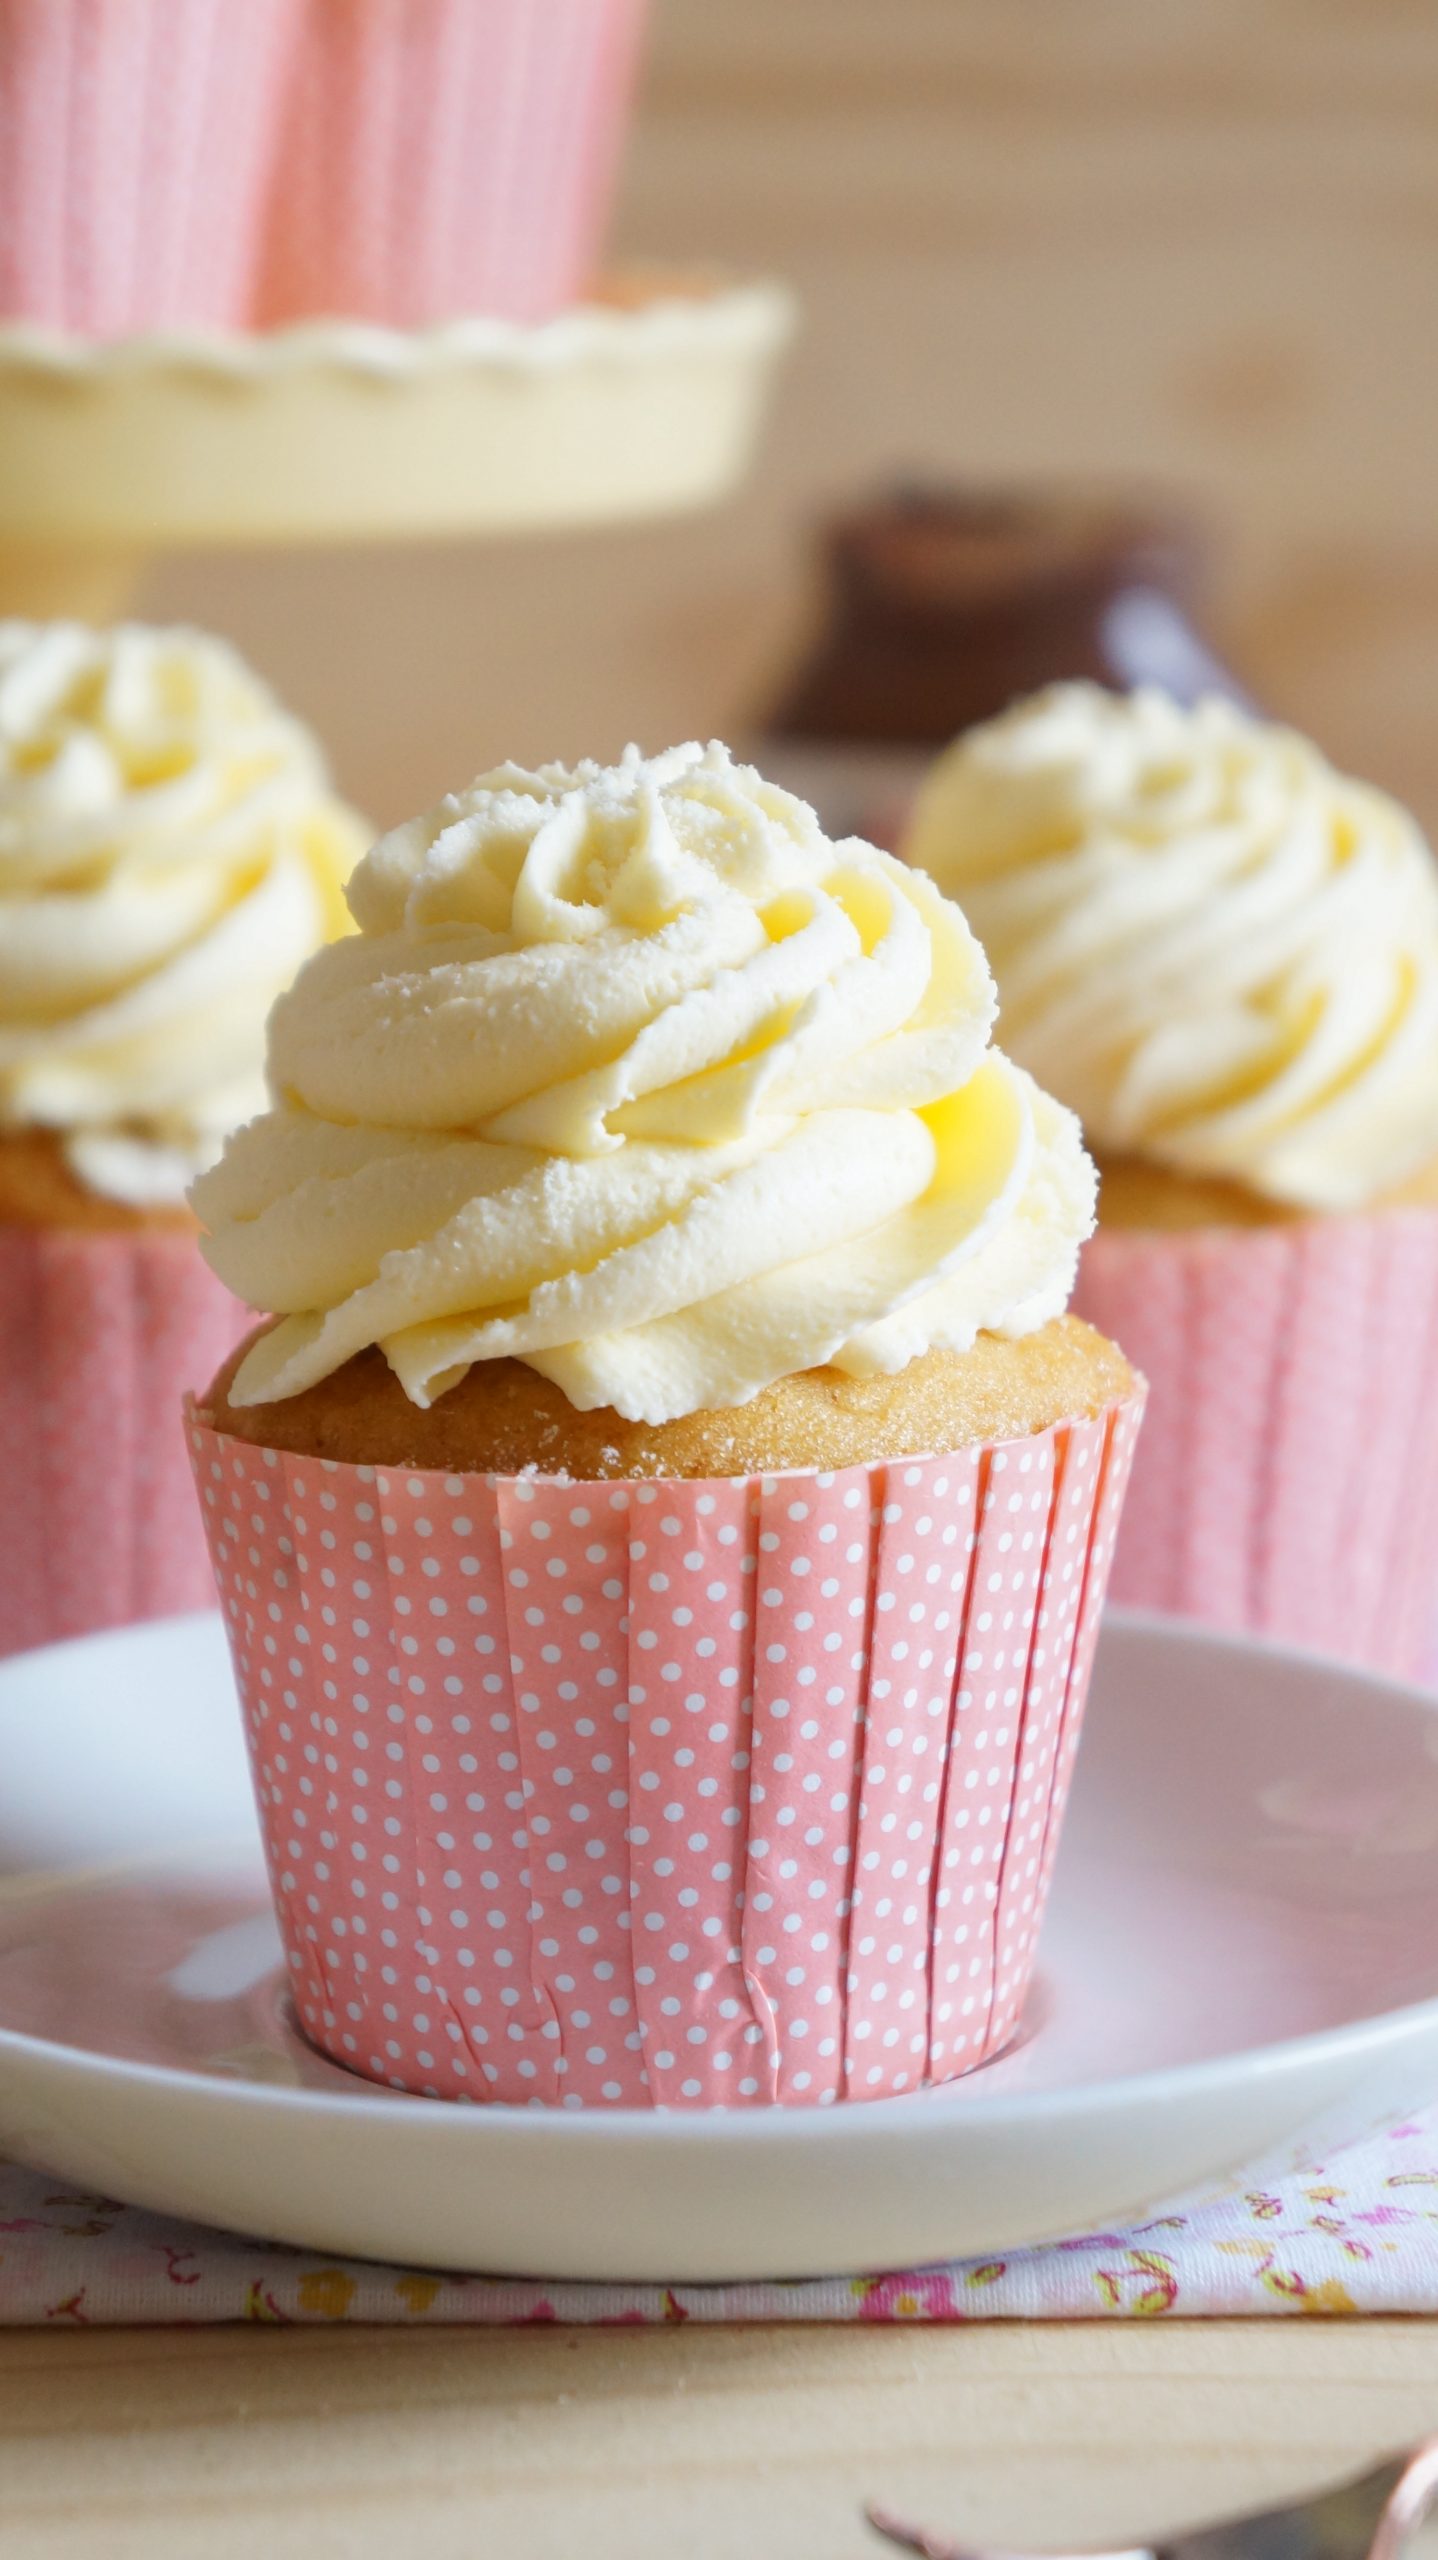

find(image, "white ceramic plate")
[1,1612,1437,2283]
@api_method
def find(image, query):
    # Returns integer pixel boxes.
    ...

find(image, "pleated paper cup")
[0,1227,249,1659]
[1074,1207,1438,1681]
[189,1387,1143,2109]
[260,0,649,329]
[0,0,302,336]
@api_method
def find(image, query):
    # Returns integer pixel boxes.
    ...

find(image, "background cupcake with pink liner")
[0,618,367,1656]
[261,0,651,328]
[0,0,649,340]
[905,684,1438,1679]
[188,741,1142,2109]
[0,0,303,335]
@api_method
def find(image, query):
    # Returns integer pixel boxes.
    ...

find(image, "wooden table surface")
[3,2318,1437,2559]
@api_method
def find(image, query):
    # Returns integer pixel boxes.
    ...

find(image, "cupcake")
[188,741,1143,2108]
[904,683,1438,1679]
[260,0,650,330]
[0,0,302,336]
[0,619,367,1656]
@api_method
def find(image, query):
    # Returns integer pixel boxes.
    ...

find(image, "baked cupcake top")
[0,621,367,1206]
[195,741,1096,1425]
[904,684,1438,1213]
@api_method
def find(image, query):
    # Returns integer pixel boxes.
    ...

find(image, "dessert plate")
[1,1613,1437,2283]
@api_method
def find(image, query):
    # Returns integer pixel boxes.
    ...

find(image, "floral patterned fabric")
[5,2114,1438,2324]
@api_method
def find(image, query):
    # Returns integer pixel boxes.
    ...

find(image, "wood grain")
[2,2319,1438,2558]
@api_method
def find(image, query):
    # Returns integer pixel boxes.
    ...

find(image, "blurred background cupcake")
[259,0,651,328]
[904,682,1438,1679]
[0,0,650,343]
[0,0,302,335]
[0,618,367,1655]
[189,741,1142,2107]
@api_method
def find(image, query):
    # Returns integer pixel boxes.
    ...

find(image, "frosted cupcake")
[189,742,1142,2108]
[0,620,367,1655]
[904,684,1438,1676]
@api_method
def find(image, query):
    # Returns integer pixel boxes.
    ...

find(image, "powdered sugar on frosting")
[197,742,1094,1421]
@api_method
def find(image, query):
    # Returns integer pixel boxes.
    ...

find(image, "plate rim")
[8,1596,1436,1699]
[3,1984,1438,2143]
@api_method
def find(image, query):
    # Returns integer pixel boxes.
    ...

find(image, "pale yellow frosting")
[0,621,367,1205]
[196,742,1096,1424]
[905,684,1438,1214]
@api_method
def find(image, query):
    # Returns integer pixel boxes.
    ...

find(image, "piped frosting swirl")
[196,741,1095,1423]
[0,621,366,1204]
[905,683,1438,1213]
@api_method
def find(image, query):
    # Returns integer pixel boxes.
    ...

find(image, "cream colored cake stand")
[0,275,795,620]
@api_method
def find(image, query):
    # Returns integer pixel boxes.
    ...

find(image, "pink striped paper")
[1074,1207,1438,1680]
[0,0,302,335]
[189,1388,1142,2108]
[0,1226,247,1658]
[260,0,649,329]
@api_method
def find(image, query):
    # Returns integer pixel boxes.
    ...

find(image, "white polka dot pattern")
[189,1392,1143,2108]
[1075,1212,1438,1681]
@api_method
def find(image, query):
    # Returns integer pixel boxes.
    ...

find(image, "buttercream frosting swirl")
[0,621,367,1204]
[905,684,1438,1212]
[196,741,1095,1423]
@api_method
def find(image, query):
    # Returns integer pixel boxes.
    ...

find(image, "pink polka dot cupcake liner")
[0,1229,248,1659]
[188,1390,1143,2109]
[0,0,303,336]
[1075,1208,1438,1683]
[259,0,650,330]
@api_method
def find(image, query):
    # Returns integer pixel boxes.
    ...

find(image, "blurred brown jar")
[753,483,1251,846]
